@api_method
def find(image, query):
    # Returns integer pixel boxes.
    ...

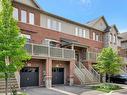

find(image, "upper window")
[47,19,61,32]
[21,34,31,42]
[109,33,112,42]
[113,35,116,43]
[75,27,89,39]
[79,28,83,37]
[96,34,99,41]
[47,19,51,29]
[21,10,27,23]
[29,13,34,25]
[93,32,95,40]
[13,7,18,20]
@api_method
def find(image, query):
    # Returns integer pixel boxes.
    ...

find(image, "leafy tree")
[0,0,30,95]
[94,47,122,83]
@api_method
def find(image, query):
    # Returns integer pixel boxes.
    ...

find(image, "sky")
[36,0,127,33]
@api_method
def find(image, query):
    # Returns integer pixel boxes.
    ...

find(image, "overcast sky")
[37,0,127,33]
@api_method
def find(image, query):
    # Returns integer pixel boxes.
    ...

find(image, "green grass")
[92,83,122,93]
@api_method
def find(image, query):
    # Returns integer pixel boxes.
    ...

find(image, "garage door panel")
[52,68,64,84]
[20,67,39,87]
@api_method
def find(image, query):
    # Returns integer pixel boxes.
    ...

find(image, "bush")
[92,83,122,93]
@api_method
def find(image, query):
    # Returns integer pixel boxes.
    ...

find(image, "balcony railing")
[25,43,75,60]
[86,52,98,62]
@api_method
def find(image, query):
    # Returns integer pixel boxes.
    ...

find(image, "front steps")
[0,75,19,93]
[74,63,100,85]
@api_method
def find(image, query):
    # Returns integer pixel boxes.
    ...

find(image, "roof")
[13,1,105,33]
[119,32,127,42]
[86,16,109,28]
[110,24,119,33]
[32,0,42,9]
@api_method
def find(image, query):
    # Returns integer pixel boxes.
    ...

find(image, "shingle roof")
[119,32,127,41]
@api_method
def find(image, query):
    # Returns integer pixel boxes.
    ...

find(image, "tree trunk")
[107,74,111,83]
[5,73,8,95]
[5,56,10,95]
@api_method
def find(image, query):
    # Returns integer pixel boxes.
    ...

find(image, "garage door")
[52,68,64,84]
[20,67,39,87]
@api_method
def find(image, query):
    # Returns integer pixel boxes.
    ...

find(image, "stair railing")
[89,66,100,82]
[74,64,86,84]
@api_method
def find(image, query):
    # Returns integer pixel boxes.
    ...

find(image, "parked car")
[110,74,127,84]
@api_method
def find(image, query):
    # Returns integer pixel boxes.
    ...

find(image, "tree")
[94,47,122,83]
[0,0,30,95]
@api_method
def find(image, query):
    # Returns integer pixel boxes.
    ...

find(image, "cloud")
[80,0,92,5]
[69,0,92,5]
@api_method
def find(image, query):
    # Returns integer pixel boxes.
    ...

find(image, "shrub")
[92,83,122,93]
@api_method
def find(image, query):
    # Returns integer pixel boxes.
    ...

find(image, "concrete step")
[0,77,19,93]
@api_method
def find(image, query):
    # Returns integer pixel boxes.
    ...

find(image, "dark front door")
[52,68,64,84]
[20,67,39,87]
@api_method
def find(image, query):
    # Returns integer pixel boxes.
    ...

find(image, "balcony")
[25,43,75,60]
[86,52,98,62]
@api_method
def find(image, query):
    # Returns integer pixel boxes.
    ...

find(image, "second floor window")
[21,34,31,43]
[113,35,116,44]
[96,34,99,41]
[75,27,89,39]
[47,19,61,32]
[13,7,18,20]
[29,13,34,25]
[109,33,112,42]
[93,32,95,40]
[21,10,27,23]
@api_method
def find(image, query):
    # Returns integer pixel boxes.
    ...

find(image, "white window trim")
[58,22,61,32]
[93,32,95,40]
[29,12,34,25]
[75,27,78,36]
[47,19,51,29]
[21,10,27,23]
[13,7,18,20]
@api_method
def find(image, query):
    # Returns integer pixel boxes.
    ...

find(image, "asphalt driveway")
[21,85,92,95]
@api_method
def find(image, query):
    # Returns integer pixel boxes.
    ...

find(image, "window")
[75,27,78,36]
[96,34,99,41]
[79,28,82,37]
[47,19,61,32]
[86,30,89,39]
[75,27,89,39]
[83,30,86,38]
[29,13,34,25]
[47,19,51,29]
[58,22,61,31]
[113,35,116,43]
[21,34,31,42]
[93,32,95,40]
[21,10,27,23]
[52,20,57,30]
[109,33,112,42]
[13,7,18,20]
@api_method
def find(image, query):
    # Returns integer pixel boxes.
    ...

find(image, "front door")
[52,68,64,84]
[20,67,39,87]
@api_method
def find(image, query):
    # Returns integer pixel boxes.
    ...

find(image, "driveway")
[21,85,104,95]
[21,84,127,95]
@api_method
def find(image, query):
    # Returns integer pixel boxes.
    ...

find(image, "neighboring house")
[119,32,127,71]
[86,16,121,51]
[7,0,123,89]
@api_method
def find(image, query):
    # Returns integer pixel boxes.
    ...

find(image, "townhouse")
[8,0,123,89]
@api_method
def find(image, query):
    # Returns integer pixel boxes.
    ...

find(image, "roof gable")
[14,0,41,9]
[86,16,109,31]
[110,25,119,33]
